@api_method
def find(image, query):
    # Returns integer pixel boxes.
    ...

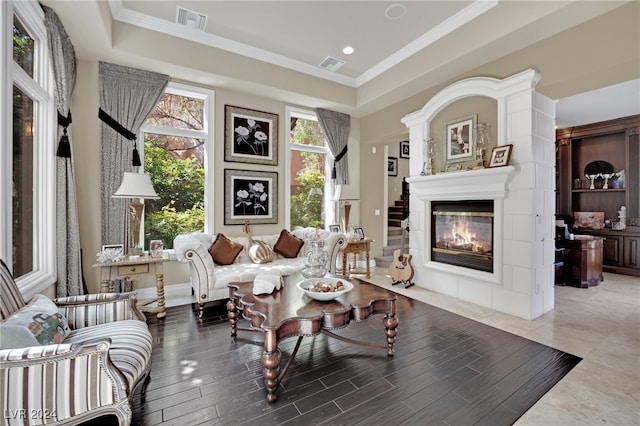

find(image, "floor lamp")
[113,172,159,255]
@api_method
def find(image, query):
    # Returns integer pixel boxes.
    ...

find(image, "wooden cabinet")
[556,115,640,277]
[556,236,604,288]
[568,230,640,276]
[602,235,623,267]
[624,236,640,269]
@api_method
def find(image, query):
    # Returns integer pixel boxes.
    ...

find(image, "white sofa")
[174,227,347,317]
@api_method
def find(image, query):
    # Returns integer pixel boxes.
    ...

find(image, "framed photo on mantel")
[488,144,513,168]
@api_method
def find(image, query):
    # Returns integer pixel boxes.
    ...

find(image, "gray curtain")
[99,62,169,247]
[43,6,83,297]
[315,108,351,185]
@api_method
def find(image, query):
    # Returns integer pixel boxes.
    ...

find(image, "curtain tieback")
[98,108,136,140]
[331,146,348,179]
[56,111,72,158]
[58,111,72,128]
[98,107,142,167]
[334,146,348,163]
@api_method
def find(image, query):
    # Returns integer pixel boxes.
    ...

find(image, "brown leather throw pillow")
[273,230,304,258]
[208,233,243,265]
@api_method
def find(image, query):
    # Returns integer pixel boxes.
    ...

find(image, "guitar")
[388,219,414,286]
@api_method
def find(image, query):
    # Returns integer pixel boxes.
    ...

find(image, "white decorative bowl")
[297,277,353,301]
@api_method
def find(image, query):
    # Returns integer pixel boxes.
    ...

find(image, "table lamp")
[337,198,359,233]
[113,172,159,255]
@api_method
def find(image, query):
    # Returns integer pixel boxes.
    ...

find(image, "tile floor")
[143,270,640,425]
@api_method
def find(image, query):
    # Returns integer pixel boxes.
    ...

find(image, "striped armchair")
[0,260,153,425]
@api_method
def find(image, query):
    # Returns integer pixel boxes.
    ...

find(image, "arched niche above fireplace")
[402,68,541,179]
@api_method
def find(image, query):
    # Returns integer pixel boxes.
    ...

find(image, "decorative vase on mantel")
[422,137,438,176]
[475,123,490,166]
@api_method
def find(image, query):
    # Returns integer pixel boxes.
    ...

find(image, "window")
[286,107,336,229]
[140,82,214,249]
[1,0,56,298]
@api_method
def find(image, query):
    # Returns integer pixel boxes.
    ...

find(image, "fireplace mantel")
[407,166,515,201]
[401,70,556,320]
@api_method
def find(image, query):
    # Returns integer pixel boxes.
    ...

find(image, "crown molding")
[109,0,496,89]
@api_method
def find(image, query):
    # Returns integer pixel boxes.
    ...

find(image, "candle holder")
[475,123,490,165]
[422,137,438,175]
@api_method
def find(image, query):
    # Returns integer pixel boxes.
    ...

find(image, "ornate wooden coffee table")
[227,274,398,402]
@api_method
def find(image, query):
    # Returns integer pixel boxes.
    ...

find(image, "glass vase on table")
[302,239,329,278]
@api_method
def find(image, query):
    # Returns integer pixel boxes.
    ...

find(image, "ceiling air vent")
[318,56,345,72]
[176,6,208,31]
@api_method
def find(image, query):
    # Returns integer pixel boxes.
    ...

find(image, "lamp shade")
[112,172,159,199]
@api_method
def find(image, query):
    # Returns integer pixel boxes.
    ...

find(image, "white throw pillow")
[0,294,70,349]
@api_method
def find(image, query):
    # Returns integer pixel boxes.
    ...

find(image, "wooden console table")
[93,255,166,318]
[556,235,604,288]
[342,239,372,278]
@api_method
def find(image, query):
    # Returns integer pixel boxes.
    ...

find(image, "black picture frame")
[224,169,278,224]
[388,156,398,176]
[329,225,341,232]
[225,105,278,165]
[354,227,365,240]
[399,140,410,159]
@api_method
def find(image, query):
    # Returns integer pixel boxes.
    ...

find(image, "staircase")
[375,195,409,268]
[387,197,406,228]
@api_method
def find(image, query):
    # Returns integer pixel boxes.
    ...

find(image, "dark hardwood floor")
[128,289,581,426]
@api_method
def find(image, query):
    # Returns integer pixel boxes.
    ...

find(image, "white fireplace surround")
[402,69,557,320]
[409,166,514,285]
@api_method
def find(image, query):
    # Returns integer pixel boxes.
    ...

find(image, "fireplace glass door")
[431,200,494,272]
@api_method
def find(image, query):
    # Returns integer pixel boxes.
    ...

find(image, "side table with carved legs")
[93,255,166,319]
[341,239,372,278]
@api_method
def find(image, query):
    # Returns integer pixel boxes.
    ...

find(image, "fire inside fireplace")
[431,200,494,273]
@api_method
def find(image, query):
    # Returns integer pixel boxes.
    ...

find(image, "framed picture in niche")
[399,140,410,159]
[445,114,476,163]
[225,105,278,165]
[224,169,278,225]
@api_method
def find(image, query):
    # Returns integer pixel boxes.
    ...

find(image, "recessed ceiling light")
[385,3,406,20]
[342,46,355,55]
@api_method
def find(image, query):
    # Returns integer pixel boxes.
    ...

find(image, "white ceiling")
[112,0,482,86]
